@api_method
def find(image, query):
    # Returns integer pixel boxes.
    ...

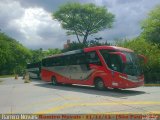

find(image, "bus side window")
[109,54,122,72]
[54,57,60,66]
[42,59,47,67]
[64,55,70,65]
[86,51,101,66]
[56,57,64,66]
[75,53,86,65]
[70,54,78,65]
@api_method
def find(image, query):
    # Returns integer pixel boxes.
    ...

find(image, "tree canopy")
[141,5,160,45]
[53,3,114,44]
[0,32,32,75]
[30,48,61,63]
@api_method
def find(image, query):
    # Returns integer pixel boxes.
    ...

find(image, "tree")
[63,40,111,52]
[0,33,11,69]
[30,48,44,63]
[53,3,114,44]
[30,48,62,63]
[0,32,31,75]
[141,5,160,45]
[44,48,61,56]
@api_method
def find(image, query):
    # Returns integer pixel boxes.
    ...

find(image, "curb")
[144,84,160,86]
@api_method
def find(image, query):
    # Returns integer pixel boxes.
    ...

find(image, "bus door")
[108,52,126,86]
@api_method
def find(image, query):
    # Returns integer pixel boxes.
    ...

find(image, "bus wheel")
[95,78,105,90]
[51,77,58,85]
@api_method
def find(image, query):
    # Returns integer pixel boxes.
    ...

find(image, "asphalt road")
[0,77,160,114]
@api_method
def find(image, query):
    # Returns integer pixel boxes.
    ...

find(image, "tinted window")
[100,50,123,72]
[109,54,122,72]
[27,62,41,68]
[63,53,87,65]
[86,51,101,65]
[42,53,88,66]
[75,53,86,65]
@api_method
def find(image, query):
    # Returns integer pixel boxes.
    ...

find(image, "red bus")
[41,46,146,90]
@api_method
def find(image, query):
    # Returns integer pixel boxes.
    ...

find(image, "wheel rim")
[97,80,104,89]
[52,78,56,85]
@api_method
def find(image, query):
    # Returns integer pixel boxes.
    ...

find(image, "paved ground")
[0,77,160,114]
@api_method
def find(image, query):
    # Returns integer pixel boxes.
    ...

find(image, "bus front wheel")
[51,77,58,85]
[95,78,105,90]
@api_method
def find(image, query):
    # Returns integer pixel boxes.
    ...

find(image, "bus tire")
[51,77,58,85]
[95,78,105,90]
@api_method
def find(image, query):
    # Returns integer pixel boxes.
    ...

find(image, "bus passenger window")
[109,55,122,72]
[86,51,101,66]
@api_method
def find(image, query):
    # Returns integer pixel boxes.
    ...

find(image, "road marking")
[35,101,160,114]
[29,96,81,106]
[10,96,81,114]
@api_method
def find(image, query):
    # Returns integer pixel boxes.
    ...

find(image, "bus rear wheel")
[51,77,58,85]
[95,78,105,90]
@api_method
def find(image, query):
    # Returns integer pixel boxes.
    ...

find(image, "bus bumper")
[110,78,144,89]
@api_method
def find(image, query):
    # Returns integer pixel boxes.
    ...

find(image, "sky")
[0,0,160,49]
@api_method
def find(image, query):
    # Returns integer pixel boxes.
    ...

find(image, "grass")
[0,75,14,78]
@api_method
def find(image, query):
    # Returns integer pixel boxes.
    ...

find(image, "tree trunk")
[75,31,81,43]
[83,32,89,44]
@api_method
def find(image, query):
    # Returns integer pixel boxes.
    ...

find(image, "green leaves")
[30,48,62,63]
[53,3,114,43]
[0,32,32,75]
[0,32,62,75]
[62,40,110,52]
[141,5,160,45]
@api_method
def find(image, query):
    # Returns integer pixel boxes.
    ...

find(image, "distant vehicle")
[26,62,41,79]
[41,46,146,90]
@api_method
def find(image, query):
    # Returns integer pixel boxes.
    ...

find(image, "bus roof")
[43,49,83,59]
[84,45,134,52]
[43,45,133,60]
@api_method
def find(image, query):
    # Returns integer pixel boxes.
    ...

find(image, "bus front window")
[100,50,123,73]
[122,52,143,76]
[100,50,143,76]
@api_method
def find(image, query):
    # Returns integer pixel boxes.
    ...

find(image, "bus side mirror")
[138,54,147,64]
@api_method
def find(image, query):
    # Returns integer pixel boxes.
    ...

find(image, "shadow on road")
[34,80,146,98]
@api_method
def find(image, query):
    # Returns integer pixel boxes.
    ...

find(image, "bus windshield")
[122,52,143,76]
[100,50,143,76]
